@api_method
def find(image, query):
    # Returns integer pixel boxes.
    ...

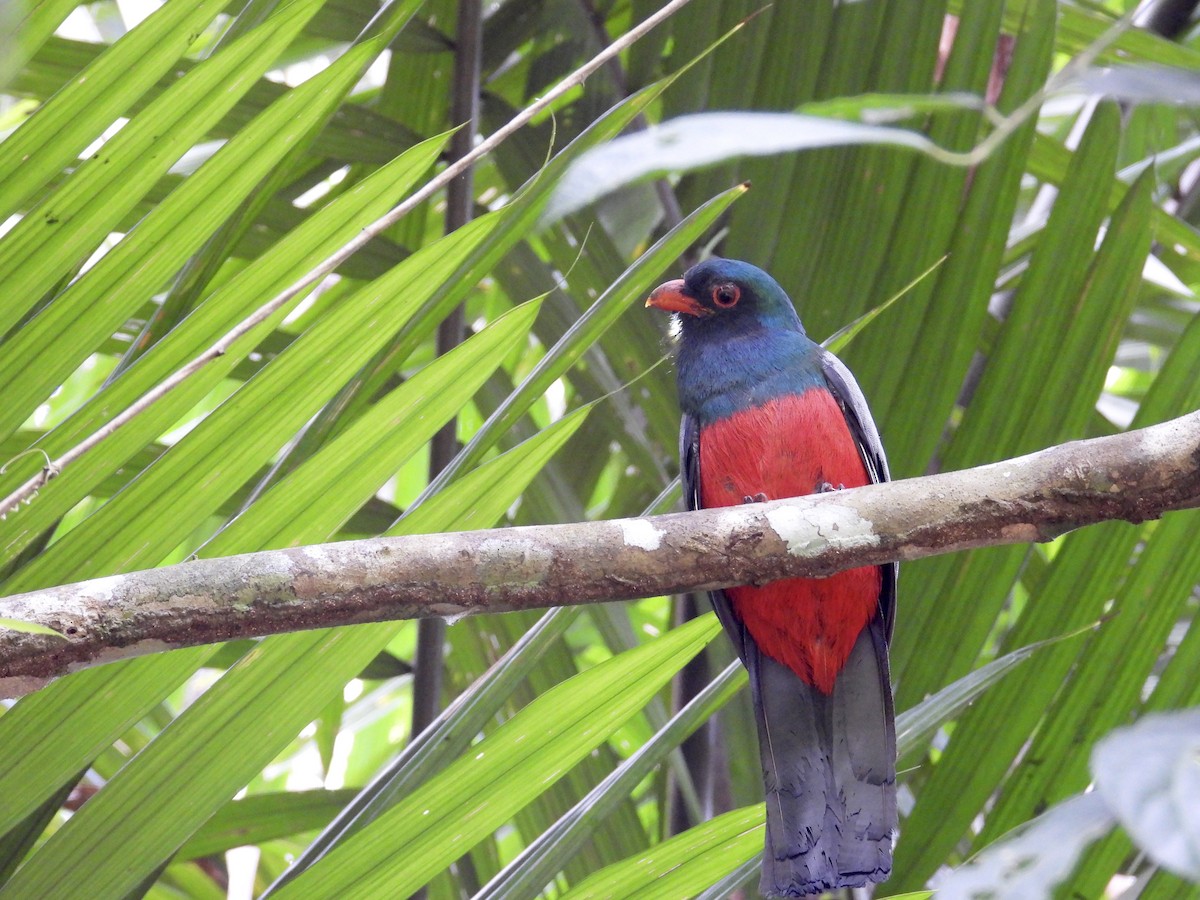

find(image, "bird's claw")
[816,481,844,493]
[741,492,769,504]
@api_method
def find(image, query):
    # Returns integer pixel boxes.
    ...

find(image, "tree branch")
[3,411,1200,698]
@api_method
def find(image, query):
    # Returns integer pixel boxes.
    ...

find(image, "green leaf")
[0,0,323,341]
[275,411,600,885]
[0,0,229,222]
[895,631,1078,770]
[0,133,449,567]
[799,91,988,123]
[422,182,747,498]
[822,254,947,355]
[561,805,764,900]
[1027,132,1200,262]
[994,0,1200,70]
[14,35,422,166]
[0,648,217,836]
[273,614,722,898]
[3,78,688,588]
[0,28,386,442]
[0,392,594,898]
[0,617,63,637]
[976,173,1186,846]
[692,855,761,900]
[399,404,594,537]
[0,72,691,897]
[199,297,545,554]
[892,125,1160,886]
[176,789,359,860]
[278,607,586,885]
[477,660,747,900]
[842,0,1052,466]
[316,75,703,445]
[4,209,512,588]
[0,768,80,885]
[8,0,77,89]
[0,632,382,898]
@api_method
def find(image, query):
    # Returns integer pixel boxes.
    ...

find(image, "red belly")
[699,391,881,694]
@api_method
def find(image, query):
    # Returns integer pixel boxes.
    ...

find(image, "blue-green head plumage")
[646,257,824,425]
[669,258,805,338]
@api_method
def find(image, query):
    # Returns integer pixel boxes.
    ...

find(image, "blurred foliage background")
[2,0,1200,896]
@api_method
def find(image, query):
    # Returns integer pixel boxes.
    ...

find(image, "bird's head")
[645,257,803,339]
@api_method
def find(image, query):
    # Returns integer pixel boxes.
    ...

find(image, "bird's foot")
[815,481,845,493]
[741,492,769,504]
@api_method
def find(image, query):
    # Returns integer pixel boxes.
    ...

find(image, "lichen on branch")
[2,410,1199,698]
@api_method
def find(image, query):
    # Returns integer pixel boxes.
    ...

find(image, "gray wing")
[680,413,749,663]
[820,350,897,642]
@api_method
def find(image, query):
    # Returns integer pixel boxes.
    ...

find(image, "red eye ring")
[712,283,740,308]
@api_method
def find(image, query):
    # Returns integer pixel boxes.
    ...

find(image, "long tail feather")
[750,619,896,897]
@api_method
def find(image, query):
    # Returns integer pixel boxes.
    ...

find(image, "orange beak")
[645,278,709,317]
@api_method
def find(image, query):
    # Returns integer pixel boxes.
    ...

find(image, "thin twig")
[0,0,699,522]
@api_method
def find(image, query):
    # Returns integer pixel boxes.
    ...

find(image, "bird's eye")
[712,283,740,308]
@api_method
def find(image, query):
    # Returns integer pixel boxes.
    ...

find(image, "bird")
[646,258,896,898]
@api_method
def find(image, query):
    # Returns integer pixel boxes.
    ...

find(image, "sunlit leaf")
[2,1,1199,897]
[477,660,746,899]
[0,0,230,221]
[273,615,722,898]
[0,617,63,637]
[561,804,763,900]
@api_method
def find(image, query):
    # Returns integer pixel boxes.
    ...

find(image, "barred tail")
[751,619,896,897]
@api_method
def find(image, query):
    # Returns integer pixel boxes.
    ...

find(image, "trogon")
[647,258,897,897]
